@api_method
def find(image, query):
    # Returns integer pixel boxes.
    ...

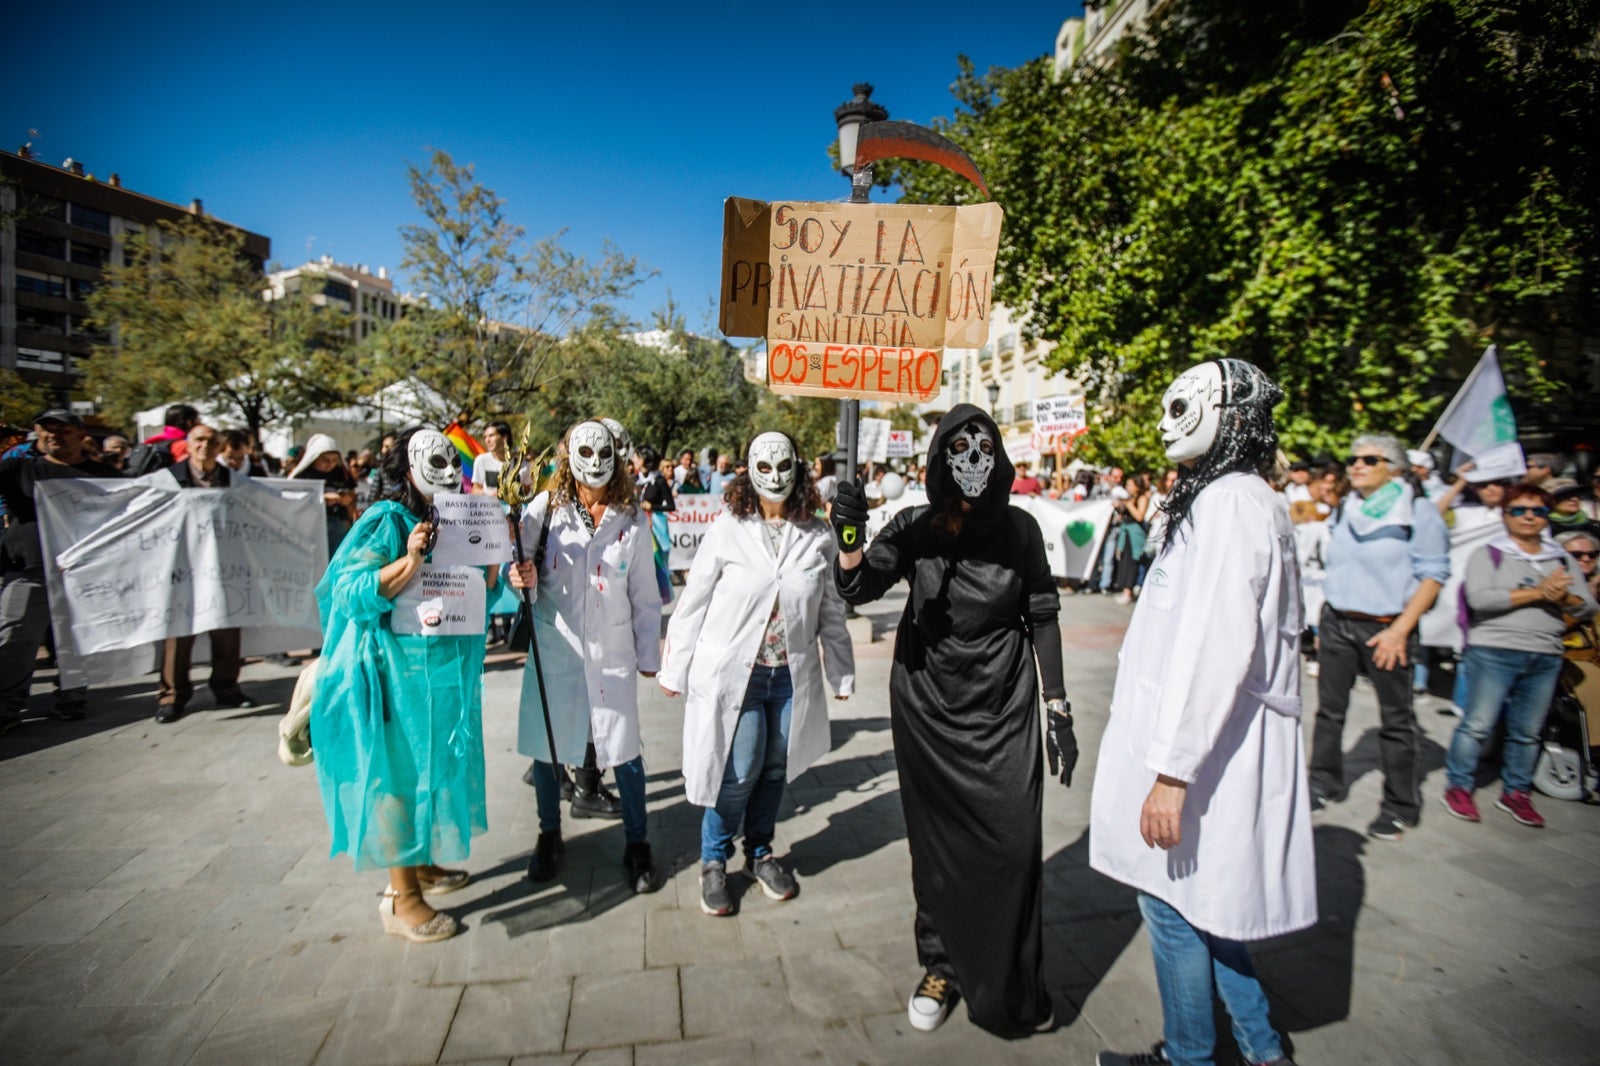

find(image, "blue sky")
[4,1,1080,330]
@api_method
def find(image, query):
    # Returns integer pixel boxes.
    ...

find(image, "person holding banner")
[510,420,664,895]
[0,409,118,731]
[309,428,491,944]
[659,430,854,917]
[832,404,1071,1038]
[1309,435,1451,842]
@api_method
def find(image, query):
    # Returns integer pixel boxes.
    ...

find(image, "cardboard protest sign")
[838,417,891,463]
[430,494,513,566]
[721,197,1003,402]
[35,475,328,686]
[391,565,486,636]
[666,494,727,570]
[1033,396,1085,435]
[887,430,915,458]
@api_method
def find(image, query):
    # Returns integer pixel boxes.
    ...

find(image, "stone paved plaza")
[1,591,1597,1065]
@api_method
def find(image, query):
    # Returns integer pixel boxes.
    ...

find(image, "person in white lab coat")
[1092,360,1314,1066]
[659,431,855,916]
[509,420,664,895]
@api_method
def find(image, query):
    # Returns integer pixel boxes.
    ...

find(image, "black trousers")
[915,907,958,985]
[1309,606,1422,822]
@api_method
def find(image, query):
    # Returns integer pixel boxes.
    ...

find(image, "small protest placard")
[430,494,513,566]
[667,495,727,571]
[391,565,486,636]
[837,418,892,463]
[887,430,915,458]
[721,197,1002,402]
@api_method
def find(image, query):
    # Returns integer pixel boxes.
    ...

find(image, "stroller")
[1533,657,1600,802]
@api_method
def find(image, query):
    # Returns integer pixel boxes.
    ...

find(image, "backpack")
[1455,544,1504,641]
[125,439,176,477]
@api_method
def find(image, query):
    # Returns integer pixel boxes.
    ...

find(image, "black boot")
[527,830,564,882]
[571,775,623,819]
[623,840,660,894]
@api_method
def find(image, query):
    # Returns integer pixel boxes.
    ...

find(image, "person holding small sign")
[658,430,854,917]
[510,420,665,895]
[309,427,495,944]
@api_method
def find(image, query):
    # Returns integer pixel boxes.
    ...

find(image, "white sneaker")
[1305,661,1320,678]
[1440,703,1465,718]
[908,971,954,1032]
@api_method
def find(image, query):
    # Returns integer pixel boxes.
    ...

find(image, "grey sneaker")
[1097,1043,1169,1065]
[700,861,733,916]
[744,854,797,901]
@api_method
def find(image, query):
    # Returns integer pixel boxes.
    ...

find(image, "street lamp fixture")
[834,83,889,177]
[987,381,1001,415]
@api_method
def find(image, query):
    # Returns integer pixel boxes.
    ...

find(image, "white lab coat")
[659,512,856,806]
[1089,473,1317,942]
[515,492,662,769]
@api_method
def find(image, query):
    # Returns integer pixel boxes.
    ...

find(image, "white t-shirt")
[1284,482,1313,504]
[472,452,504,491]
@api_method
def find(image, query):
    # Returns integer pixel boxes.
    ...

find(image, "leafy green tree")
[897,0,1600,470]
[375,150,647,425]
[0,368,53,427]
[84,216,352,438]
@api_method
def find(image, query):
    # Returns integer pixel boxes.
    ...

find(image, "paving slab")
[438,978,571,1061]
[564,968,680,1049]
[315,984,464,1066]
[188,994,348,1065]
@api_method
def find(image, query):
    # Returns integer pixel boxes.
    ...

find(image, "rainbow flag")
[442,422,485,489]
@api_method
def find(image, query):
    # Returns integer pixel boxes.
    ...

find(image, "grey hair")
[1350,434,1407,468]
[1557,530,1598,551]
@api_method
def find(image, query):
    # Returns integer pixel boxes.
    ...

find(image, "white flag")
[1432,345,1518,460]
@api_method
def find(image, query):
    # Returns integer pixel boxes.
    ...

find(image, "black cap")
[34,408,83,427]
[1288,459,1312,472]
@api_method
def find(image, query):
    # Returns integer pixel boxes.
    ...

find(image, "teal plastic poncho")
[310,500,488,871]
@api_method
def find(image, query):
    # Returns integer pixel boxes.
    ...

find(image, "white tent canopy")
[133,378,450,461]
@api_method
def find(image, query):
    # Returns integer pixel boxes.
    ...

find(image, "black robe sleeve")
[1019,512,1066,700]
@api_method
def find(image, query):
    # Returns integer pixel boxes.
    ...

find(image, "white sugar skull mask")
[407,430,462,499]
[568,421,615,489]
[946,422,995,499]
[1159,363,1225,464]
[600,418,632,462]
[748,432,797,502]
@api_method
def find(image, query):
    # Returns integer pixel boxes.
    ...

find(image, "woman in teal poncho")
[310,427,493,943]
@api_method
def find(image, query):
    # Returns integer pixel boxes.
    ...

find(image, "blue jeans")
[1445,644,1564,794]
[531,755,648,843]
[700,665,793,865]
[1139,893,1283,1066]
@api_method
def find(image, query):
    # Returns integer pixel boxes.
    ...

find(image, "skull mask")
[407,430,462,499]
[568,421,615,489]
[748,432,796,503]
[599,418,633,464]
[1158,363,1225,464]
[946,422,995,499]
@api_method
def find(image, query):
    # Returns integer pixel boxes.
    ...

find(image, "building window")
[16,347,69,372]
[15,269,67,298]
[19,192,66,222]
[323,280,353,303]
[70,278,97,299]
[16,229,66,259]
[18,308,67,334]
[69,203,112,233]
[69,242,108,268]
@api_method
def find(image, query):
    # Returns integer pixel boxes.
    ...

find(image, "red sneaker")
[1495,790,1545,828]
[1441,787,1480,822]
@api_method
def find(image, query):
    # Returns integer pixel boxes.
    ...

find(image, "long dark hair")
[380,426,433,520]
[725,432,822,522]
[1160,360,1282,545]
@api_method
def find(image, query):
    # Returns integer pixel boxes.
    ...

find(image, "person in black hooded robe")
[831,404,1076,1038]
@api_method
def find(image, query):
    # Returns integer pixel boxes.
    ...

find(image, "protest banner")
[430,494,514,566]
[886,430,915,458]
[391,565,486,636]
[1011,496,1115,582]
[35,475,328,686]
[720,197,1003,402]
[837,417,891,463]
[667,494,727,570]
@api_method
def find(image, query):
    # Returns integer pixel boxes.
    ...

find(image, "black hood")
[925,404,1014,513]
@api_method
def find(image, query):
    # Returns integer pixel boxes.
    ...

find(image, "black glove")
[1045,701,1078,787]
[831,480,870,554]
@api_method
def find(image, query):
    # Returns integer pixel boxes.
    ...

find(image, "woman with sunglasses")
[1442,485,1598,827]
[1308,435,1451,842]
[309,427,497,943]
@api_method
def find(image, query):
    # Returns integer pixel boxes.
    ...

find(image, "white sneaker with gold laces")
[908,971,954,1032]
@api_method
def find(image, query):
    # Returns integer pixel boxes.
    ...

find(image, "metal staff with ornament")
[496,429,560,767]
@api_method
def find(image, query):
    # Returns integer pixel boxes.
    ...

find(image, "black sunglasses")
[1507,506,1550,518]
[1345,455,1387,467]
[424,504,440,555]
[1570,550,1598,561]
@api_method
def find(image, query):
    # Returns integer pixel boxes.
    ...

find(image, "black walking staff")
[496,431,560,767]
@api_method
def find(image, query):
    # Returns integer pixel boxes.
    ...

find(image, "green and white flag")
[1432,346,1518,464]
